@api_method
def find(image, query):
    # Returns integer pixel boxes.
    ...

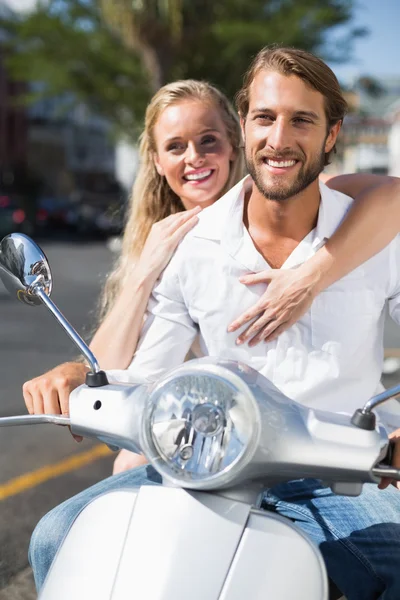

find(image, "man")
[30,47,400,599]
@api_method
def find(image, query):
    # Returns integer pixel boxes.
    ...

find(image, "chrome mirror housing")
[0,232,108,387]
[0,233,52,306]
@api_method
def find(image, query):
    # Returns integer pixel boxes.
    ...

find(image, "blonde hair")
[99,80,245,320]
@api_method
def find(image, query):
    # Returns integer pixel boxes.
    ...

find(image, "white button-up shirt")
[109,176,400,422]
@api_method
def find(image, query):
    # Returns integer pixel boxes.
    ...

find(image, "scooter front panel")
[111,485,251,599]
[219,509,328,600]
[39,488,140,600]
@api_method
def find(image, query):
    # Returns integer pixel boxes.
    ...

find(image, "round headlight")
[141,364,260,489]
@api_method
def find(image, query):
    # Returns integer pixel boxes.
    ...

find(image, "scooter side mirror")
[0,233,52,306]
[0,233,108,387]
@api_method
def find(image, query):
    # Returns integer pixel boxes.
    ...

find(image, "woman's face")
[153,99,236,210]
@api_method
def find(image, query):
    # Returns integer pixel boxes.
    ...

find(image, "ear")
[153,153,164,176]
[325,121,342,154]
[239,114,246,142]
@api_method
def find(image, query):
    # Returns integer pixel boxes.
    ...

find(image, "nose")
[267,118,292,152]
[185,141,205,166]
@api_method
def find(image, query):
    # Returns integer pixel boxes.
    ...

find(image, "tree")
[0,0,367,139]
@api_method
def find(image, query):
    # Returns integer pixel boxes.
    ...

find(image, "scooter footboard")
[40,486,328,600]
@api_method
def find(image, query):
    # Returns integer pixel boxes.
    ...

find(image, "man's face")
[241,70,340,201]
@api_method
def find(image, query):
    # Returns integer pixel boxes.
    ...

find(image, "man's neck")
[243,179,321,269]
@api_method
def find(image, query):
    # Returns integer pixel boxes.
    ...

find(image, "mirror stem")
[362,383,400,414]
[35,285,100,374]
[352,382,400,430]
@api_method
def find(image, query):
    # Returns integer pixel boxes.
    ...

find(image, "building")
[0,6,28,186]
[341,115,390,174]
[336,77,400,175]
[27,93,118,204]
[387,100,400,177]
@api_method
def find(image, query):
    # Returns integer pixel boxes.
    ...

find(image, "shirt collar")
[192,176,352,269]
[192,175,251,241]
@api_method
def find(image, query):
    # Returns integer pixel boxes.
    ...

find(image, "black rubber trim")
[351,408,376,430]
[85,370,109,387]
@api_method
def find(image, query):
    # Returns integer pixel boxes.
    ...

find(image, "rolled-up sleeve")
[106,257,197,385]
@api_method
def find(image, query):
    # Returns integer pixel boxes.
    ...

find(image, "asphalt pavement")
[1,240,400,598]
[0,241,115,597]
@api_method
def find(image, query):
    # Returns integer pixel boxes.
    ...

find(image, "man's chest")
[183,245,389,356]
[249,233,301,270]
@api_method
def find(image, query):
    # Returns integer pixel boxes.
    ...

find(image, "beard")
[245,144,326,202]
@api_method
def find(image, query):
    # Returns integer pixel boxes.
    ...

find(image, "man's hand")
[23,362,89,441]
[228,266,320,346]
[379,428,400,490]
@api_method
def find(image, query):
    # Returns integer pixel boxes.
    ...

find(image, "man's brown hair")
[236,45,348,164]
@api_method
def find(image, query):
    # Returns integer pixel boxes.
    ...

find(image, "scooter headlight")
[141,363,260,489]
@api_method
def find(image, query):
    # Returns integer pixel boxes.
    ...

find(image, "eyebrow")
[164,128,220,143]
[250,108,321,121]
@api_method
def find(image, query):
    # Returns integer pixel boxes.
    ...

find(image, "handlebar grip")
[372,465,400,481]
[372,440,400,480]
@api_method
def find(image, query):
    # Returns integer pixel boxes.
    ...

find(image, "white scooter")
[1,233,399,600]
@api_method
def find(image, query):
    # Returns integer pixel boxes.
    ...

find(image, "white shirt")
[108,176,400,422]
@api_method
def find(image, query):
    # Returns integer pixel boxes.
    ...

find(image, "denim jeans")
[30,471,400,600]
[262,479,400,600]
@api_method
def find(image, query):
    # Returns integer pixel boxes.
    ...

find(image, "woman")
[23,79,400,476]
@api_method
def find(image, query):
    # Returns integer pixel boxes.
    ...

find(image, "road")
[0,241,115,598]
[1,240,400,598]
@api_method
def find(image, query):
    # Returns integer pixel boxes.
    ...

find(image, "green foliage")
[1,0,151,135]
[0,0,366,140]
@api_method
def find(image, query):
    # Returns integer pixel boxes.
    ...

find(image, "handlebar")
[0,414,71,427]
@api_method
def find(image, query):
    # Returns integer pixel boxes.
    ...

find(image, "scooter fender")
[39,485,328,600]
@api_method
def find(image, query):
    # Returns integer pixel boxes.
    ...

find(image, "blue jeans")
[262,479,400,600]
[30,471,400,600]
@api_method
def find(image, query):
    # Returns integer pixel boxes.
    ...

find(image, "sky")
[3,0,400,83]
[3,0,37,12]
[328,1,400,82]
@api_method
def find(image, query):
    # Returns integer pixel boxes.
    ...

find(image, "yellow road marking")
[0,444,113,501]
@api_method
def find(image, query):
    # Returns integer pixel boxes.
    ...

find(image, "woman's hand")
[112,449,148,475]
[135,206,201,284]
[228,265,321,346]
[23,362,89,416]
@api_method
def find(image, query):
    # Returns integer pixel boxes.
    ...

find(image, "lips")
[183,168,214,182]
[265,158,297,168]
[258,155,302,174]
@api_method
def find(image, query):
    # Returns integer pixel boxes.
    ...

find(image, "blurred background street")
[0,0,400,597]
[0,241,115,598]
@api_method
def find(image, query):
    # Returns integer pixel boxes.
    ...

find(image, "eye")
[167,142,185,152]
[254,114,273,123]
[201,135,217,146]
[293,118,312,125]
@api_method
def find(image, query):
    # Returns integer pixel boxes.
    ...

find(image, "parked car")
[74,203,124,238]
[36,197,78,232]
[0,195,35,237]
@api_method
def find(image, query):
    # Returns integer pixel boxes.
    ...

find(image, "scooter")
[1,233,400,600]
